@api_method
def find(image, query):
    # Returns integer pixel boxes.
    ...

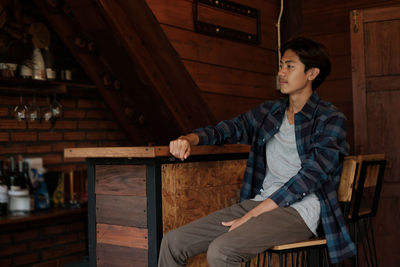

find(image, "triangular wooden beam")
[35,0,216,145]
[95,0,216,132]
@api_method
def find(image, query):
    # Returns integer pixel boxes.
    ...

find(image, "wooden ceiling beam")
[95,0,217,133]
[35,0,151,144]
[35,0,198,145]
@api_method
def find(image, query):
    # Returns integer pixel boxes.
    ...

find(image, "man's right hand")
[169,133,199,161]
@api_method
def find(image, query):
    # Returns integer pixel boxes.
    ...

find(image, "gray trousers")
[158,200,314,267]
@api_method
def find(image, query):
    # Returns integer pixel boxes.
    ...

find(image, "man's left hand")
[222,215,252,232]
[221,198,279,232]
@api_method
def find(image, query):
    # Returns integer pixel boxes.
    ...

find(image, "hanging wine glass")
[14,95,28,121]
[27,95,40,121]
[41,95,53,122]
[50,94,63,119]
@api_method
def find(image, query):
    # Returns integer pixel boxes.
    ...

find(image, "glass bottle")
[23,162,33,193]
[0,161,8,216]
[17,158,27,189]
[9,157,20,191]
[32,48,46,80]
[42,47,56,80]
[23,161,34,211]
[19,61,33,79]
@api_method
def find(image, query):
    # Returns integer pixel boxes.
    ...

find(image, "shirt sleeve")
[269,111,349,207]
[192,102,268,145]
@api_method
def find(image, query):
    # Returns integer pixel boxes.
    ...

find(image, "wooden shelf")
[0,77,96,94]
[0,205,88,225]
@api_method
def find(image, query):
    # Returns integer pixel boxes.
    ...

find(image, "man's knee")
[207,237,249,266]
[160,229,188,263]
[207,238,226,265]
[207,237,242,266]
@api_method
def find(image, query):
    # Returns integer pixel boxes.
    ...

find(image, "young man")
[159,37,356,267]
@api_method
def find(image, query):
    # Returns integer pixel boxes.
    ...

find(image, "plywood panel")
[96,195,147,227]
[183,60,277,99]
[187,254,208,267]
[97,243,147,267]
[365,20,400,76]
[162,185,242,236]
[95,165,146,196]
[162,25,277,74]
[162,160,246,229]
[162,159,247,267]
[165,160,247,191]
[175,185,245,227]
[97,223,148,249]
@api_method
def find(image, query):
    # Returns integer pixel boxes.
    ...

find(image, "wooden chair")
[345,154,386,267]
[244,154,386,267]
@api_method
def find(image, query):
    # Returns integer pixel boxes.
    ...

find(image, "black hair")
[281,37,331,90]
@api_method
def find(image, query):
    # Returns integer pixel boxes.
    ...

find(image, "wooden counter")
[64,144,250,158]
[65,145,250,267]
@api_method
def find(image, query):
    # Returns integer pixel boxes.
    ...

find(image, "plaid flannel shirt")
[193,92,356,263]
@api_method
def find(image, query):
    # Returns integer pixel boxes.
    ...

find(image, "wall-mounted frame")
[193,0,260,44]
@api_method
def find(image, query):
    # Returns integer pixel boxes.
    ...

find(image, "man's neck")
[287,89,313,114]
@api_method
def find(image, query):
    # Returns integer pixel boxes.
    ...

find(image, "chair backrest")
[337,154,386,222]
[337,157,358,203]
[348,154,386,222]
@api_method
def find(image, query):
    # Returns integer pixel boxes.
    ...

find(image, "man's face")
[278,49,317,96]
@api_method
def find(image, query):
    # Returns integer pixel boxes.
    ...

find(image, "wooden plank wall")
[146,0,281,121]
[300,1,400,267]
[301,0,400,153]
[95,165,148,267]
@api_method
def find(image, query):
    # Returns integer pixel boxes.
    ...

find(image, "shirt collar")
[271,97,288,115]
[299,91,320,120]
[271,92,320,120]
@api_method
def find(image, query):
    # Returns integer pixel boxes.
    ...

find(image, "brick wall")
[0,86,132,266]
[0,85,133,171]
[0,210,87,267]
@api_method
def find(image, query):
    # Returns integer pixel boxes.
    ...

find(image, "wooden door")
[350,5,400,267]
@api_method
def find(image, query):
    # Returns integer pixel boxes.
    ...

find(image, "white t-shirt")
[252,112,321,235]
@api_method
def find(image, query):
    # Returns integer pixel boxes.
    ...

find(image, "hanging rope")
[275,0,284,90]
[276,0,284,66]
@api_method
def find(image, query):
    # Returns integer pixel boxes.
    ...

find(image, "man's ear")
[308,68,320,81]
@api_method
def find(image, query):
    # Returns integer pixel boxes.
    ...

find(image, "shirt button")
[262,138,266,143]
[285,202,289,207]
[303,193,307,196]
